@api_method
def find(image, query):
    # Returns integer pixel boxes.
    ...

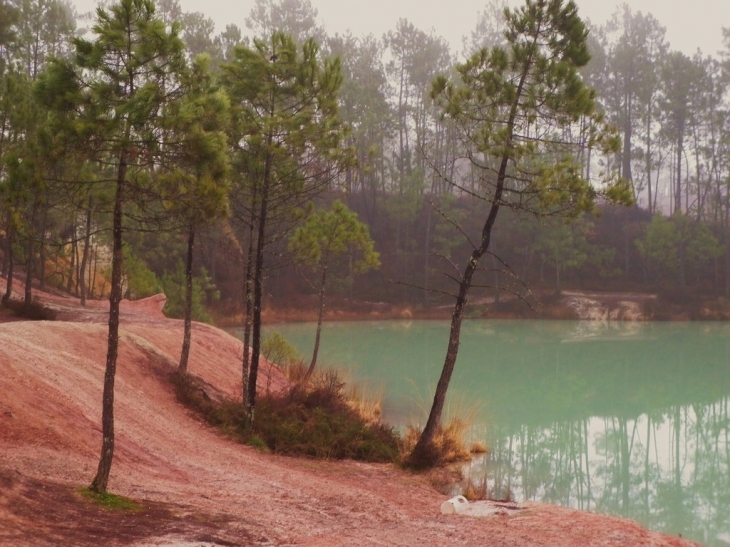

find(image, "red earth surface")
[0,277,701,546]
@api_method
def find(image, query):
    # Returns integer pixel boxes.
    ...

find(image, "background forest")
[1,0,730,319]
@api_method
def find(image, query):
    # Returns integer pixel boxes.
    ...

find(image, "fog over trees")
[2,0,730,483]
[3,0,730,311]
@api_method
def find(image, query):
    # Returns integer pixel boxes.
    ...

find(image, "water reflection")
[476,402,730,546]
[246,320,730,546]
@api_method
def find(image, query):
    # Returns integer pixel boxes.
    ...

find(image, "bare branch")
[391,280,458,299]
[428,199,477,249]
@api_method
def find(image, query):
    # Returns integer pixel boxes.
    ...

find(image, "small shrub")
[252,379,399,462]
[160,261,217,324]
[171,366,399,463]
[123,251,161,300]
[2,297,56,321]
[262,332,301,367]
[171,371,219,421]
[245,434,269,453]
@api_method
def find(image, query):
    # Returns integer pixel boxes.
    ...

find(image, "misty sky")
[73,0,729,57]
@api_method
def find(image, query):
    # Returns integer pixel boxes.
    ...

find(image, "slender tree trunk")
[90,149,127,494]
[248,191,268,417]
[241,221,255,409]
[622,91,632,189]
[24,202,38,306]
[79,197,93,307]
[179,226,195,375]
[409,48,533,465]
[2,224,14,304]
[66,219,76,295]
[410,159,507,465]
[675,136,683,215]
[1,213,8,278]
[305,262,328,382]
[91,245,98,299]
[74,236,81,296]
[646,100,653,215]
[247,134,273,419]
[39,207,47,290]
[397,55,406,181]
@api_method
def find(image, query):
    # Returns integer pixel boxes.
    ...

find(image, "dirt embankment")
[254,290,707,324]
[0,279,700,546]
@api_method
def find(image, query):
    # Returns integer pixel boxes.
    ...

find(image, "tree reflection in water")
[477,399,730,546]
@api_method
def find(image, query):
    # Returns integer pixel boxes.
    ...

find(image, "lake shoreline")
[0,277,704,547]
[216,288,730,326]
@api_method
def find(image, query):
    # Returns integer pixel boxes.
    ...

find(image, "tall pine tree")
[409,0,632,467]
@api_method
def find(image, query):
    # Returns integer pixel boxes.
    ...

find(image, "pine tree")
[289,200,379,380]
[157,53,230,375]
[36,0,191,493]
[408,0,632,467]
[221,32,351,418]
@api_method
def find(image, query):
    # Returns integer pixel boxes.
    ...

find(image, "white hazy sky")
[73,0,730,57]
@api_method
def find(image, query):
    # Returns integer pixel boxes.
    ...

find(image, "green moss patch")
[77,487,143,512]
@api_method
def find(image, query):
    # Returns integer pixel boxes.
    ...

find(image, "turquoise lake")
[240,320,730,546]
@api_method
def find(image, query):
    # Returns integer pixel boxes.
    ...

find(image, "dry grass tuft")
[345,383,383,425]
[462,473,488,501]
[470,441,488,454]
[400,416,472,468]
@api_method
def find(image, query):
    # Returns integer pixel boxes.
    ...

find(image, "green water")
[245,320,730,546]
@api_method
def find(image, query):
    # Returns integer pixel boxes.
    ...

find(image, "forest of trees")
[1,0,730,480]
[2,0,730,317]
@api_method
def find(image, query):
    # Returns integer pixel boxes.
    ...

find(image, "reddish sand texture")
[0,278,701,546]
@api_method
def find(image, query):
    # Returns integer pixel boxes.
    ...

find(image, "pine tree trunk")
[675,137,683,214]
[90,150,126,493]
[408,245,483,466]
[646,102,653,215]
[24,199,38,305]
[66,221,76,295]
[305,263,328,382]
[2,224,14,304]
[1,213,9,279]
[248,199,267,417]
[91,246,98,299]
[79,197,93,307]
[408,50,531,464]
[247,135,273,419]
[241,216,256,410]
[179,227,195,375]
[39,208,47,290]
